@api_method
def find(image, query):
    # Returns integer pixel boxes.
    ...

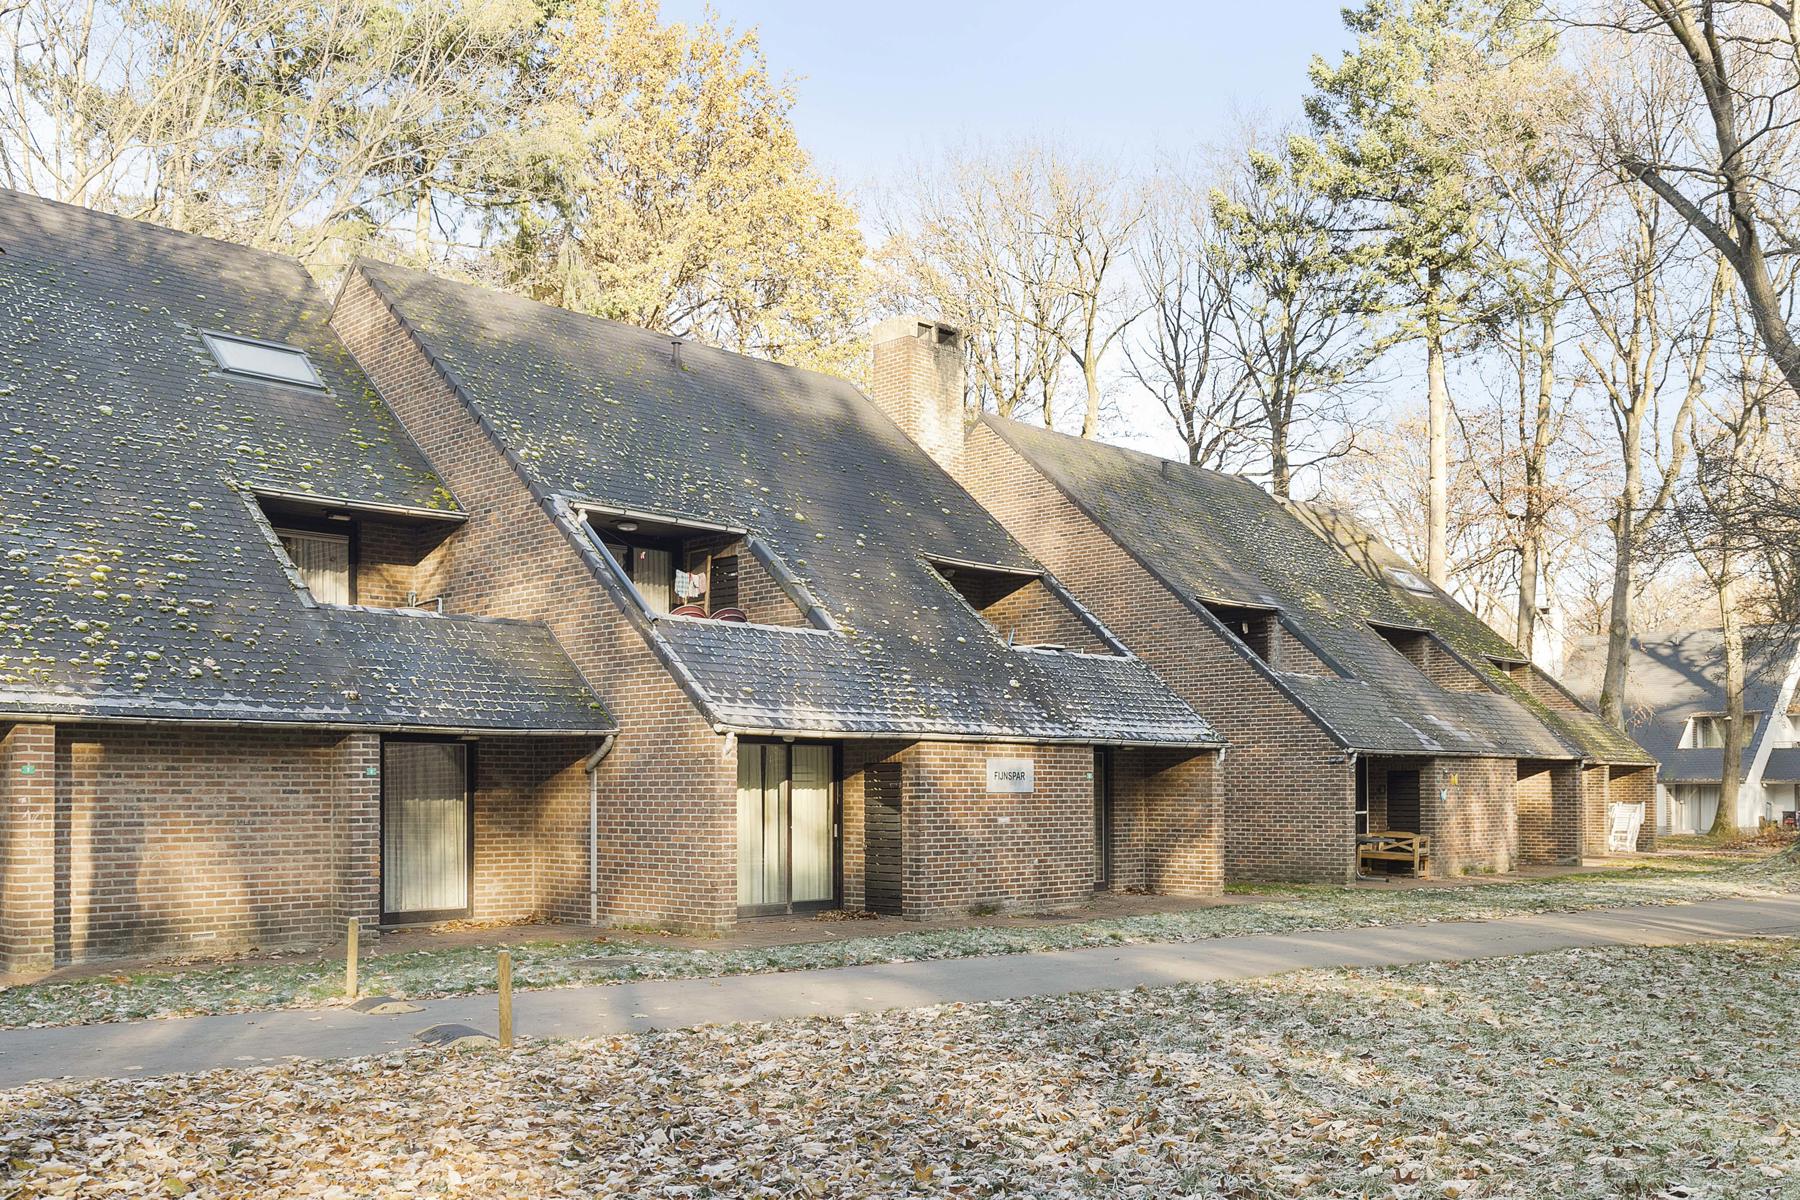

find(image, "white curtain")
[383,743,469,916]
[278,530,350,605]
[790,745,833,902]
[633,547,674,613]
[737,744,787,907]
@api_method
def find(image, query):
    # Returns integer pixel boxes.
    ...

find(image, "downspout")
[583,735,617,927]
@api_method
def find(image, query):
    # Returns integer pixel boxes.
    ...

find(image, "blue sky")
[658,1,1356,190]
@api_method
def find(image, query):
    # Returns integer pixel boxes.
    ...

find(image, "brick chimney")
[871,315,966,468]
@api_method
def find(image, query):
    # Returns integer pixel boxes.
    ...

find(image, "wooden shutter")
[863,763,902,915]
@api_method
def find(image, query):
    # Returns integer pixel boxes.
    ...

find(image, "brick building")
[0,193,1223,970]
[330,264,1222,933]
[0,193,616,973]
[865,318,1655,883]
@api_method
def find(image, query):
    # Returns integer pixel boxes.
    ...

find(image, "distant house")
[1565,628,1800,834]
[0,194,1223,972]
[865,315,1657,882]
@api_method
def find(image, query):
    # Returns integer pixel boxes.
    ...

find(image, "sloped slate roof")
[0,191,612,733]
[1294,503,1651,766]
[988,416,1648,763]
[357,260,1217,746]
[1564,628,1798,782]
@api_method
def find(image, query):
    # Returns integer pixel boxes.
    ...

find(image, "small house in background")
[1564,628,1800,835]
[868,315,1658,883]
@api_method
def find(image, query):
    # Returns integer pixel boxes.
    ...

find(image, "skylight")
[1386,566,1434,594]
[202,331,325,388]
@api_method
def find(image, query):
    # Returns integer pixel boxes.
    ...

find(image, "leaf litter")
[2,938,1797,1198]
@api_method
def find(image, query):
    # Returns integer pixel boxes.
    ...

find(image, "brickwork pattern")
[0,723,56,972]
[1420,756,1518,876]
[1516,760,1583,865]
[960,423,1343,883]
[28,725,366,965]
[354,519,455,609]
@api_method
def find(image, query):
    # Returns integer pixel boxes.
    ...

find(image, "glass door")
[737,741,837,914]
[382,740,471,921]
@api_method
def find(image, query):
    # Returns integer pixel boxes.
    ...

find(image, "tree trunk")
[1269,415,1291,500]
[1514,302,1556,658]
[1424,287,1450,585]
[1711,578,1747,837]
[1080,353,1101,439]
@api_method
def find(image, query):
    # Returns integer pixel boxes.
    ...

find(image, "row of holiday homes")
[0,192,1654,972]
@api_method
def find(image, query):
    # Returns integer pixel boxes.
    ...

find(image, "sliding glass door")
[382,739,472,922]
[737,742,837,914]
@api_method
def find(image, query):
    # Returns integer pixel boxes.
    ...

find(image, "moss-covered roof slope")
[0,191,611,733]
[357,260,1217,746]
[987,416,1650,765]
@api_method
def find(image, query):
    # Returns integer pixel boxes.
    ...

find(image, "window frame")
[201,330,328,389]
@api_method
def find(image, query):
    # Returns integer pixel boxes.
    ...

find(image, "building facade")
[863,318,1657,883]
[0,194,1222,972]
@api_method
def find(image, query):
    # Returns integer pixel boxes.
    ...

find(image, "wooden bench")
[1357,831,1430,877]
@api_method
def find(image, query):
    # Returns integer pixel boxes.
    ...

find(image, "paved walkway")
[3,894,1797,1088]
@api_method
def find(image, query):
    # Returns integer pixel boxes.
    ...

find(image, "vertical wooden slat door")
[863,763,903,915]
[382,741,470,920]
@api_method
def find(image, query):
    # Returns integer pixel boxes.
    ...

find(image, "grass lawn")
[3,937,1795,1198]
[0,851,1794,1033]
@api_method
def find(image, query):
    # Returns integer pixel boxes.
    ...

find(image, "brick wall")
[1420,756,1518,876]
[1517,760,1584,865]
[474,737,592,922]
[965,576,1105,652]
[335,271,736,930]
[1110,746,1223,895]
[18,725,373,967]
[0,722,55,972]
[1592,764,1656,855]
[959,423,1345,883]
[355,518,455,609]
[843,740,1093,917]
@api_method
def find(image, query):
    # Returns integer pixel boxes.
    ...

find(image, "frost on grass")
[3,939,1797,1199]
[2,853,1796,1031]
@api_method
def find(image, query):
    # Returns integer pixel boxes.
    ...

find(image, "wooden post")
[497,949,514,1048]
[345,917,359,999]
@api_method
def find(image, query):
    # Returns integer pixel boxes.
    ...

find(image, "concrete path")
[4,894,1798,1087]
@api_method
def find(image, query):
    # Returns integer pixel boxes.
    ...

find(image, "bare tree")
[1595,1,1800,397]
[1039,158,1149,437]
[1126,181,1256,467]
[876,145,1074,426]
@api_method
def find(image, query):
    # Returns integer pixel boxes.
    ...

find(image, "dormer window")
[1202,601,1278,664]
[925,555,1113,654]
[582,507,817,627]
[1372,622,1432,670]
[203,331,325,388]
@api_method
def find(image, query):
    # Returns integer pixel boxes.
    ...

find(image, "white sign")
[986,757,1034,793]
